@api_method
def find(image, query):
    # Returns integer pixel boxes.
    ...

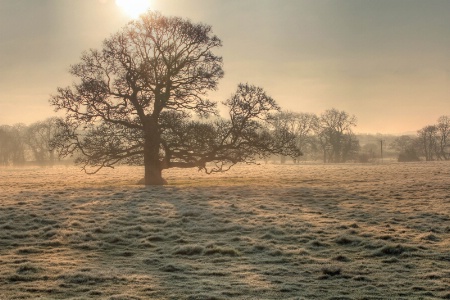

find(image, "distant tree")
[50,12,299,185]
[0,126,11,165]
[358,142,378,163]
[0,124,26,166]
[397,148,420,162]
[361,143,378,157]
[272,111,317,162]
[25,117,61,165]
[391,135,420,162]
[436,115,450,160]
[414,115,450,161]
[313,108,358,163]
[341,132,360,162]
[417,125,439,161]
[391,135,415,153]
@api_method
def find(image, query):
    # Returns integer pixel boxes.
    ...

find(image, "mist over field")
[1,162,449,299]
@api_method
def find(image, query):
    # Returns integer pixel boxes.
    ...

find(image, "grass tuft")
[321,266,342,276]
[8,275,38,282]
[204,246,240,256]
[186,295,222,300]
[147,235,165,242]
[109,295,142,300]
[16,247,42,255]
[16,264,40,274]
[333,255,350,262]
[335,235,361,246]
[309,240,329,248]
[420,233,441,242]
[374,244,417,256]
[173,245,204,255]
[160,264,184,272]
[59,273,113,285]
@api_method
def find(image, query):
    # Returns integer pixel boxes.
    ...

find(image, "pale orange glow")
[115,0,152,19]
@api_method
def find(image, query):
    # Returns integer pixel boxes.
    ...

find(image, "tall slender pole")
[380,139,383,162]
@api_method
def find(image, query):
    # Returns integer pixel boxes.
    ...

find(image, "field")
[0,162,449,300]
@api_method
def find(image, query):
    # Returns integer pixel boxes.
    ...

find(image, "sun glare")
[115,0,152,19]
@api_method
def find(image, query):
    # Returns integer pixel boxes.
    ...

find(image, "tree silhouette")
[0,124,26,166]
[436,115,450,160]
[273,111,317,162]
[314,108,358,163]
[50,12,299,185]
[25,118,61,165]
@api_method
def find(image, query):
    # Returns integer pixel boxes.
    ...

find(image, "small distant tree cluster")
[416,116,450,161]
[0,124,26,166]
[272,112,450,164]
[315,108,359,163]
[0,118,62,166]
[24,118,61,165]
[272,111,318,162]
[273,108,359,163]
[388,115,449,162]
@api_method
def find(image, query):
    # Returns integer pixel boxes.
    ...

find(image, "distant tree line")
[0,117,62,166]
[273,108,359,163]
[273,112,450,164]
[391,115,450,162]
[1,114,448,166]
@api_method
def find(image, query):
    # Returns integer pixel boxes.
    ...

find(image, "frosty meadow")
[0,162,449,299]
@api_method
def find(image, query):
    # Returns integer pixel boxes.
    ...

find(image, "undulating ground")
[0,162,449,300]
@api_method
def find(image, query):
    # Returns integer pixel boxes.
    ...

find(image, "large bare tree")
[50,12,299,185]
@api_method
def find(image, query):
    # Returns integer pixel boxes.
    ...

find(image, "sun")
[116,0,152,19]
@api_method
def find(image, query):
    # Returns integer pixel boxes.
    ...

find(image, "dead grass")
[0,162,449,299]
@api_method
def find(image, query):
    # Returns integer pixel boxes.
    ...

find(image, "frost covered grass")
[0,162,449,299]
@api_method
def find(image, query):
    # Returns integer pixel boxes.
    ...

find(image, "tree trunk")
[142,118,166,185]
[143,159,165,185]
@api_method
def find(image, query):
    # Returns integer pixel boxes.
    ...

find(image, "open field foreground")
[0,162,449,300]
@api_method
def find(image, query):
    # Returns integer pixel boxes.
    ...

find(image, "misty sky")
[0,0,449,134]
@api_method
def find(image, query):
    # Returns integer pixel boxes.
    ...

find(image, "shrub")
[173,245,204,255]
[398,148,420,162]
[358,153,371,163]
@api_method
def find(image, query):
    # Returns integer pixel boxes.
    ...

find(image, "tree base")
[137,177,168,185]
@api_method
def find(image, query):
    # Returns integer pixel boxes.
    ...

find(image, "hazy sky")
[1,0,449,134]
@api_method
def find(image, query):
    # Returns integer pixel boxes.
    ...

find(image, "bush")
[358,153,371,163]
[398,148,420,162]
